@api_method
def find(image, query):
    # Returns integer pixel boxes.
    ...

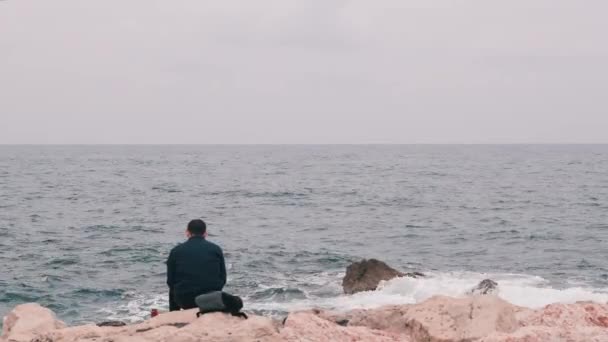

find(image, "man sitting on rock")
[167,219,227,311]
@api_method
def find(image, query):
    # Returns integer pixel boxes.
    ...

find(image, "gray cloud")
[1,0,607,143]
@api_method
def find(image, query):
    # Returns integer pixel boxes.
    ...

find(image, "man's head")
[187,219,207,238]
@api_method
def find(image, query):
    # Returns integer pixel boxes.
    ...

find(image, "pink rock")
[1,303,66,341]
[280,312,410,341]
[98,309,281,342]
[482,302,608,342]
[40,324,110,342]
[3,298,608,341]
[520,301,608,329]
[482,324,608,342]
[345,295,521,341]
[171,312,281,342]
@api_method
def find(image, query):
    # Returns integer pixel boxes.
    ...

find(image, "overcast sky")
[1,0,607,144]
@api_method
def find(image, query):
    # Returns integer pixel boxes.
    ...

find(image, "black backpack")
[195,291,248,319]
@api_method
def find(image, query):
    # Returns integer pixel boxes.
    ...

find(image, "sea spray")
[99,271,608,323]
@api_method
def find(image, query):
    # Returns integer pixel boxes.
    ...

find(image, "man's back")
[167,235,227,309]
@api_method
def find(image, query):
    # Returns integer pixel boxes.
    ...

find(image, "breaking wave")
[99,271,608,323]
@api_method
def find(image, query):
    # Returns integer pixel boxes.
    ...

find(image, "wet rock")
[404,271,425,278]
[342,259,405,294]
[469,279,499,295]
[336,319,349,326]
[97,321,127,327]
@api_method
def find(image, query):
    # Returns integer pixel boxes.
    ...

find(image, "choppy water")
[1,145,607,326]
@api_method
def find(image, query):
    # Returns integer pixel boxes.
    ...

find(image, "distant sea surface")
[1,145,607,326]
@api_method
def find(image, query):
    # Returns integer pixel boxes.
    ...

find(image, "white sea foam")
[102,271,608,322]
[246,271,608,314]
[98,292,169,323]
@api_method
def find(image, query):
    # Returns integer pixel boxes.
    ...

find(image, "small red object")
[151,309,159,318]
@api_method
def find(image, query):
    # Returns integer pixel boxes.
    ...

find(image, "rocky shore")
[2,295,608,342]
[2,260,607,341]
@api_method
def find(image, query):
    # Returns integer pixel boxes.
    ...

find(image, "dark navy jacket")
[167,236,227,303]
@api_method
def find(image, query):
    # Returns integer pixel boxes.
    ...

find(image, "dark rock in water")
[97,321,127,327]
[468,279,499,295]
[342,259,421,294]
[404,271,425,278]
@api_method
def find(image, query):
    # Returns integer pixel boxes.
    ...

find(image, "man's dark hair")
[187,219,206,236]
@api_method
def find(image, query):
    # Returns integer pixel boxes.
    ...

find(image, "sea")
[1,145,607,327]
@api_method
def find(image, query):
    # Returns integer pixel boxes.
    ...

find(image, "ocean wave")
[246,271,608,314]
[99,271,608,323]
[151,183,182,193]
[248,287,307,301]
[97,292,169,324]
[206,190,310,199]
